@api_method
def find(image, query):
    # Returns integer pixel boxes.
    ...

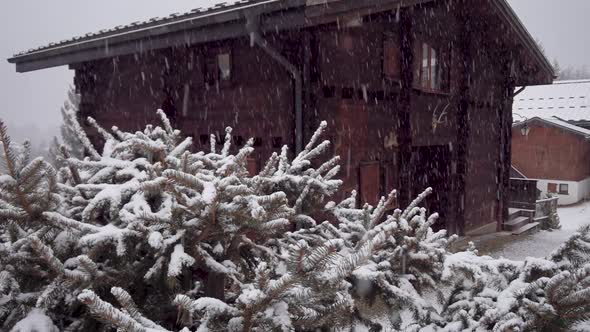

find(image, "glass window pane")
[421,43,429,88]
[431,47,438,90]
[559,184,569,194]
[217,53,231,81]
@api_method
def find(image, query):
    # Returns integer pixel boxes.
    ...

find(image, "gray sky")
[0,0,589,134]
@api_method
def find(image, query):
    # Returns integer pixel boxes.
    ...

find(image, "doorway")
[412,145,451,231]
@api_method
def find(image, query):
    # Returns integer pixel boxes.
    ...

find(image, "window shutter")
[360,161,381,206]
[383,38,401,79]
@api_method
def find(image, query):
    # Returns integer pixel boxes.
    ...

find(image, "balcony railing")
[508,178,540,210]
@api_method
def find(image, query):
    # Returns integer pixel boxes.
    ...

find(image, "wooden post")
[501,70,515,231]
[453,4,471,236]
[303,31,312,143]
[398,9,414,208]
[495,47,516,232]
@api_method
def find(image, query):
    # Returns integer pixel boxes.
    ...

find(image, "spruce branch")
[78,289,166,332]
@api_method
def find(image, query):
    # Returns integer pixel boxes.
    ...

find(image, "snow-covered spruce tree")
[48,86,84,167]
[425,226,590,332]
[2,108,590,332]
[0,120,95,331]
[35,111,348,331]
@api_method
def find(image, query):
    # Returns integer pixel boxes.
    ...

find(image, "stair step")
[505,216,530,231]
[508,208,535,219]
[512,222,540,236]
[508,209,520,219]
[519,209,536,218]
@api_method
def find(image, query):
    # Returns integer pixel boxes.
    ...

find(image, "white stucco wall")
[577,177,590,202]
[535,177,590,205]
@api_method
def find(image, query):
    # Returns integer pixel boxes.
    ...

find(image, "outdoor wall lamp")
[514,113,530,136]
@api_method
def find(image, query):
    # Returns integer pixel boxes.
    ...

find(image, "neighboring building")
[512,80,590,205]
[513,79,590,129]
[8,0,553,235]
[512,117,590,205]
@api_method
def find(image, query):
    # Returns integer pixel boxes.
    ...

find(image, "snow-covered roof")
[7,0,553,81]
[12,0,260,57]
[513,80,590,122]
[513,116,590,139]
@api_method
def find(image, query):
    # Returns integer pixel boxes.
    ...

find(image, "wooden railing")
[535,197,560,229]
[508,178,540,210]
[508,178,560,229]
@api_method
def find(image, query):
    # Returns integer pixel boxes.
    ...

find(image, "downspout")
[246,15,303,154]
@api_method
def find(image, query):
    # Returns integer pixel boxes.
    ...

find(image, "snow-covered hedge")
[1,111,590,332]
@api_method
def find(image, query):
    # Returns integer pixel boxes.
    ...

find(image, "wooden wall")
[75,0,515,235]
[512,124,590,181]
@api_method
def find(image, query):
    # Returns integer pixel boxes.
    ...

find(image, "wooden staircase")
[505,208,539,235]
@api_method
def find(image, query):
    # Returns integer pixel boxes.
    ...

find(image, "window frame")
[547,183,558,194]
[414,41,451,94]
[205,49,232,87]
[559,183,569,195]
[217,52,232,82]
[383,34,401,81]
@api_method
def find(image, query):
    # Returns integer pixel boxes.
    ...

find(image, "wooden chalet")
[8,0,554,235]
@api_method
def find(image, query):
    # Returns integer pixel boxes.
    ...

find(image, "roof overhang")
[7,0,554,83]
[491,0,554,84]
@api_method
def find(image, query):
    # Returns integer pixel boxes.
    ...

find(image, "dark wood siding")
[75,0,516,235]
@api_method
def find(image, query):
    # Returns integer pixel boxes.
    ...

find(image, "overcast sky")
[0,0,589,135]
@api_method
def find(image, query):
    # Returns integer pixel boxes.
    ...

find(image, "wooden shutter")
[360,161,380,206]
[383,37,401,79]
[247,158,258,176]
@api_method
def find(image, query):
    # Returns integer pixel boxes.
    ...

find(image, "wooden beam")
[453,3,471,236]
[500,57,515,231]
[398,8,414,208]
[302,31,312,144]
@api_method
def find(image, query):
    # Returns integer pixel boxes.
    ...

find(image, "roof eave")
[8,0,555,79]
[513,117,590,139]
[7,0,307,72]
[493,0,555,84]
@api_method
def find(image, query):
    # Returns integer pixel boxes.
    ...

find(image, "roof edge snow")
[513,117,590,139]
[7,0,553,81]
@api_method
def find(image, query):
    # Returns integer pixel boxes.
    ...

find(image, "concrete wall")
[577,177,590,203]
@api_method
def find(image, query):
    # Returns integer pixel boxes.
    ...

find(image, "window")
[548,183,557,193]
[341,87,355,99]
[161,90,177,122]
[322,86,336,98]
[383,37,401,79]
[559,184,569,195]
[233,135,244,146]
[205,51,232,85]
[415,42,450,92]
[217,53,231,81]
[272,137,283,148]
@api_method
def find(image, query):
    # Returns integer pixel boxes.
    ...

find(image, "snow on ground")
[491,201,590,260]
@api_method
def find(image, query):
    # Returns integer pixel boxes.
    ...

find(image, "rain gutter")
[246,14,303,154]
